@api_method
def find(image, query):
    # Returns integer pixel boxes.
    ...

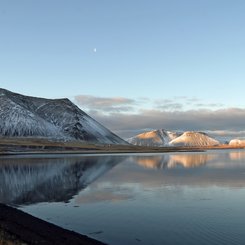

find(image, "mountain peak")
[169,131,220,147]
[127,129,181,146]
[0,89,127,144]
[128,129,220,147]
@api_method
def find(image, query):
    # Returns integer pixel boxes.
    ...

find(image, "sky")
[1,0,245,138]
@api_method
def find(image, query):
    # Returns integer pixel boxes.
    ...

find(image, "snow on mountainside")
[229,138,245,146]
[128,129,221,147]
[127,129,181,146]
[169,131,220,147]
[0,88,127,144]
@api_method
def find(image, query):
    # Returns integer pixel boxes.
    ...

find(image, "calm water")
[1,150,245,245]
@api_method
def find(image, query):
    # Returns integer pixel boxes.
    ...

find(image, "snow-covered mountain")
[169,131,220,147]
[127,129,181,146]
[0,88,127,144]
[229,138,245,146]
[128,129,221,147]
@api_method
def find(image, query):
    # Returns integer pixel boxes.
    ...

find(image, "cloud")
[155,97,224,111]
[195,103,224,108]
[157,102,183,110]
[73,95,245,138]
[74,95,136,113]
[154,99,184,110]
[207,130,245,137]
[89,108,245,138]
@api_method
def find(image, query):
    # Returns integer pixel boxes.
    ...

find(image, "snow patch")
[127,129,181,146]
[169,131,220,147]
[229,138,245,146]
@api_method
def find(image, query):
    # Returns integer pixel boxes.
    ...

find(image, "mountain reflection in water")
[134,154,215,169]
[5,151,245,245]
[134,151,245,169]
[1,151,245,207]
[0,155,126,206]
[75,151,245,205]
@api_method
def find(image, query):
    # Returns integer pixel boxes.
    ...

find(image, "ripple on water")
[171,206,243,245]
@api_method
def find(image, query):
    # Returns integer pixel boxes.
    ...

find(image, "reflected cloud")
[75,188,133,204]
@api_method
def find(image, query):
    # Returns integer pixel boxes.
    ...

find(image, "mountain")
[229,138,245,146]
[169,131,220,147]
[0,88,127,144]
[127,129,221,148]
[127,129,181,146]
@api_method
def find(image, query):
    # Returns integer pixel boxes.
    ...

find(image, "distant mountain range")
[0,88,127,145]
[229,138,245,146]
[1,89,243,148]
[127,129,220,147]
[127,129,181,147]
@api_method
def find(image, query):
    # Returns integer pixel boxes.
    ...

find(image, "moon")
[93,48,97,53]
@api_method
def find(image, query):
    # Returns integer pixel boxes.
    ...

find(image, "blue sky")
[1,0,245,137]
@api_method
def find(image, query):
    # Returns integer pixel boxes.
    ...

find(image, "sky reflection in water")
[1,150,245,245]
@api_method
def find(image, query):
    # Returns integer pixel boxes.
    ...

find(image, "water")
[1,150,245,244]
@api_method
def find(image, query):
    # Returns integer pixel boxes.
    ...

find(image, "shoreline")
[0,137,244,156]
[0,144,245,157]
[0,203,107,245]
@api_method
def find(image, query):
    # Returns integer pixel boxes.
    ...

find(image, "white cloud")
[74,95,136,113]
[73,95,245,138]
[89,108,245,138]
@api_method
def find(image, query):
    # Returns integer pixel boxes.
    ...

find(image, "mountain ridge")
[0,88,127,145]
[169,131,220,146]
[127,129,181,146]
[127,129,221,147]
